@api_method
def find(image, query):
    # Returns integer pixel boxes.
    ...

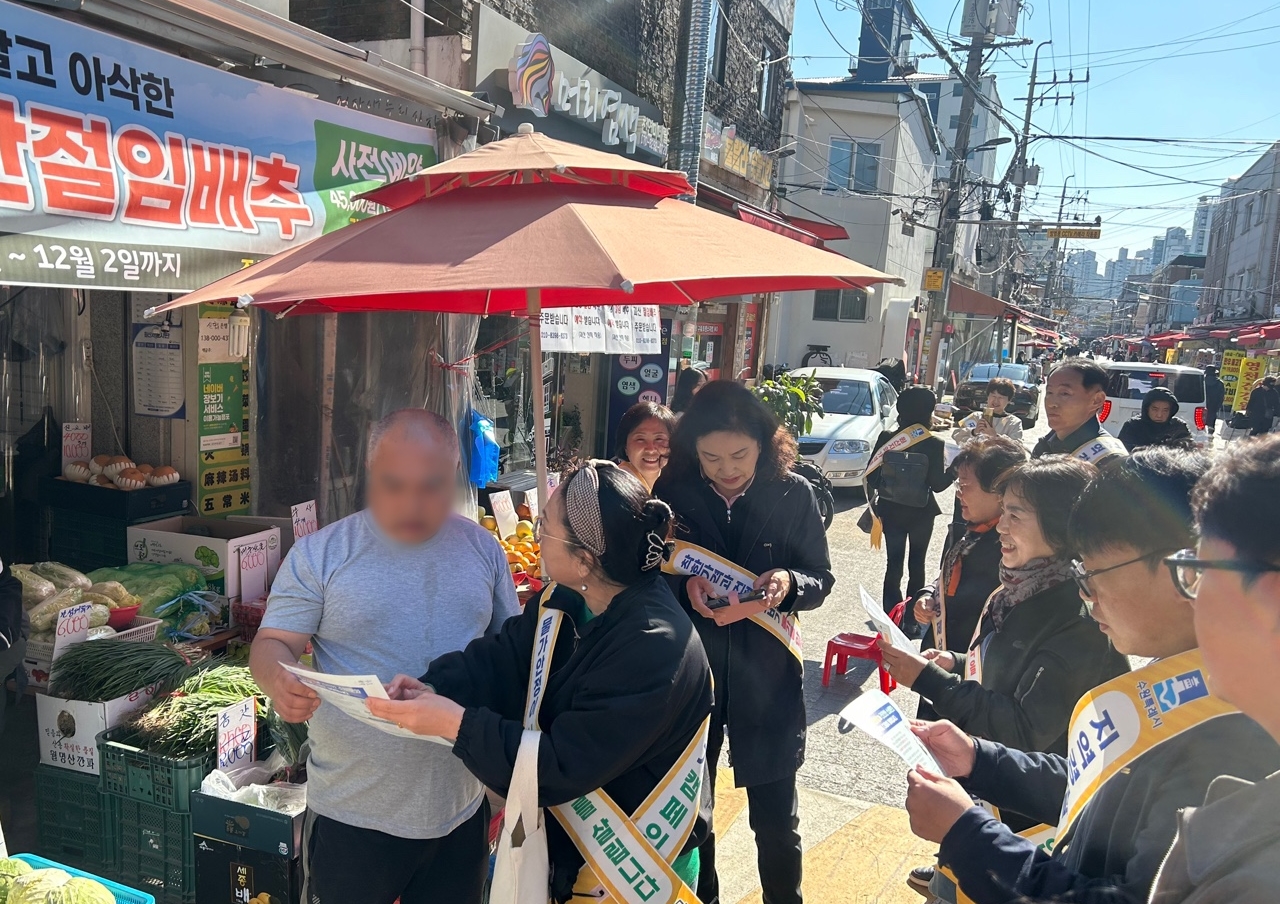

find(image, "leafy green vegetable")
[193,545,220,568]
[0,857,34,904]
[48,640,203,702]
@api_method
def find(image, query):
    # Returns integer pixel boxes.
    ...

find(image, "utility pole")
[923,35,986,390]
[1041,174,1076,315]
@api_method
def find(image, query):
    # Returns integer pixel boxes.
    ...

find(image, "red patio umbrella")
[147,129,903,506]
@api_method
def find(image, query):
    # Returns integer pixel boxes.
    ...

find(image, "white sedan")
[789,367,899,489]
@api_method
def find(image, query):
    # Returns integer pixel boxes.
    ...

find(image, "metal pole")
[1043,175,1074,314]
[526,288,550,514]
[925,35,986,388]
[999,41,1050,306]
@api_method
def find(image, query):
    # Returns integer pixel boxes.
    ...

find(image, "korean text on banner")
[541,306,662,354]
[0,0,436,292]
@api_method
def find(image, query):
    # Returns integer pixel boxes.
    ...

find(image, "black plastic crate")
[34,764,118,875]
[47,508,130,573]
[99,727,213,814]
[40,476,193,521]
[114,795,196,904]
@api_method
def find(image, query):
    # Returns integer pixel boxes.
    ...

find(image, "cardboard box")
[194,792,304,904]
[195,836,301,904]
[192,792,304,858]
[127,517,282,604]
[23,616,163,691]
[36,686,157,775]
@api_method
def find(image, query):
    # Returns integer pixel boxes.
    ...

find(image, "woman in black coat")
[371,462,713,903]
[881,457,1129,762]
[866,387,953,611]
[653,380,834,904]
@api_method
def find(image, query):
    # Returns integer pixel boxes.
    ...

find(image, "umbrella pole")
[527,288,550,515]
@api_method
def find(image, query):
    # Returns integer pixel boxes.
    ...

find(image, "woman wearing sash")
[880,457,1128,761]
[653,380,834,904]
[866,387,953,613]
[368,461,713,904]
[912,437,1026,723]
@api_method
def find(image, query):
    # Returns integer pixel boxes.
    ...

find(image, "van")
[1098,362,1209,446]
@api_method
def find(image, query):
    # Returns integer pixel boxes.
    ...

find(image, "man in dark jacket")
[1032,358,1127,465]
[903,448,1280,904]
[1202,366,1225,435]
[1245,377,1275,436]
[1117,387,1194,451]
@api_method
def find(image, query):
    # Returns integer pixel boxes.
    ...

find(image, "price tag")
[217,697,257,771]
[290,500,318,541]
[489,490,518,541]
[61,423,91,471]
[51,602,93,662]
[238,540,269,603]
[524,489,539,522]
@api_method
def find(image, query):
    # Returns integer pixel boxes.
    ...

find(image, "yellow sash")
[1070,433,1128,465]
[662,540,803,664]
[863,423,931,549]
[525,588,708,904]
[942,650,1235,904]
[962,589,1000,684]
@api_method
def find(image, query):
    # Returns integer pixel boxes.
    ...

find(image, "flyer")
[859,586,916,652]
[837,690,943,774]
[283,664,450,746]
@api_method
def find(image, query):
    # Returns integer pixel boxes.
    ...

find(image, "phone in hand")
[706,588,767,610]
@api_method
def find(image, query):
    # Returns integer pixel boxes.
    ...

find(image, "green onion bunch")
[48,640,203,702]
[131,664,267,758]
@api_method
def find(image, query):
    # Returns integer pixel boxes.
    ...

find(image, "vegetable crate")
[8,852,156,904]
[33,764,118,874]
[99,727,213,813]
[45,508,134,573]
[113,797,197,904]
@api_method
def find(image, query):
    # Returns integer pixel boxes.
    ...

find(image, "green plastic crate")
[114,796,196,904]
[34,764,118,874]
[98,727,213,814]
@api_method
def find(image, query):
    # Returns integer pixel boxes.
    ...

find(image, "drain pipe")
[676,0,711,198]
[410,0,426,74]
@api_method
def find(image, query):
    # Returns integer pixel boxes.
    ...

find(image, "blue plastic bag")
[469,408,499,487]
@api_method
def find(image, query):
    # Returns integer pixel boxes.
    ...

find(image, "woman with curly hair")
[654,380,834,904]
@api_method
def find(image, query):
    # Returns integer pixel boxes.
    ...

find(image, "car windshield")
[965,363,1030,383]
[1104,368,1206,404]
[816,379,875,416]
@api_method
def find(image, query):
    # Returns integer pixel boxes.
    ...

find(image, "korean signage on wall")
[0,0,437,291]
[472,4,668,161]
[700,114,773,189]
[539,305,662,354]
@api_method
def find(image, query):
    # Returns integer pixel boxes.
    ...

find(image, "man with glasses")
[902,448,1279,904]
[1150,435,1280,903]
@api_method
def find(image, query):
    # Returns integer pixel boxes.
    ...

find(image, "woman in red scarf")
[911,437,1026,721]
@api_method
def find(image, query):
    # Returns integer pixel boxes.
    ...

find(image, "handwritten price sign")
[489,490,518,541]
[290,500,318,542]
[61,423,91,471]
[52,602,93,662]
[217,697,257,771]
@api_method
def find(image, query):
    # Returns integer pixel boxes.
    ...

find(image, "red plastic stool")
[822,633,898,694]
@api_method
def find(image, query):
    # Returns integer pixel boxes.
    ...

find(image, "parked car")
[953,362,1041,428]
[1098,361,1210,447]
[788,367,899,489]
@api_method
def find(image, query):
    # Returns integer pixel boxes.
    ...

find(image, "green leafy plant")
[193,545,220,568]
[752,370,825,440]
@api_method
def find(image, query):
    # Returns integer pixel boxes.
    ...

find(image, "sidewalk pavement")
[712,768,935,904]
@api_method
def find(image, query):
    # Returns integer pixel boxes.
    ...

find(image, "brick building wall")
[705,0,790,151]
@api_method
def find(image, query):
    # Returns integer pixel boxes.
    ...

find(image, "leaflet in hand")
[860,586,915,652]
[838,690,943,775]
[282,664,450,746]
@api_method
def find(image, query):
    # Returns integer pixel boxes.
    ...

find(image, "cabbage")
[0,857,35,904]
[7,869,114,904]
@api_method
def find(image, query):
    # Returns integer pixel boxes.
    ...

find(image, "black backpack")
[878,450,931,508]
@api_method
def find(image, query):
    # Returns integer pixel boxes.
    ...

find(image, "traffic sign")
[923,268,945,291]
[1045,227,1102,239]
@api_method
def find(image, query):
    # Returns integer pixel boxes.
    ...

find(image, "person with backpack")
[865,387,953,613]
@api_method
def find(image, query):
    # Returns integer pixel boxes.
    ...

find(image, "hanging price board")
[290,500,319,541]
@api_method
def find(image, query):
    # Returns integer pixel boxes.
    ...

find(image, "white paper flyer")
[283,664,450,746]
[838,690,943,774]
[859,586,916,652]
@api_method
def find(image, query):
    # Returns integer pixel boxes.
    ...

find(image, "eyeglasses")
[1070,551,1171,600]
[1163,548,1280,600]
[533,516,578,548]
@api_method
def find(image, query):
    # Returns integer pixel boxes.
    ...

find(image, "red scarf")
[944,519,1000,597]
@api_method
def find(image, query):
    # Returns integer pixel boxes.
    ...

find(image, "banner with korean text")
[0,0,436,291]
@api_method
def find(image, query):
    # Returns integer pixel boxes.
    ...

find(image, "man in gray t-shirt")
[251,409,519,904]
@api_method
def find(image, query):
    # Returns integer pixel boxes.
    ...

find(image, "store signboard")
[0,0,437,291]
[605,319,671,455]
[472,5,668,160]
[540,305,661,354]
[1236,356,1265,411]
[700,115,773,189]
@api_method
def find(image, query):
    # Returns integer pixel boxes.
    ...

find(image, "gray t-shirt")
[262,509,519,838]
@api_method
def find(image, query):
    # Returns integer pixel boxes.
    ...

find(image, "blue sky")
[788,0,1280,271]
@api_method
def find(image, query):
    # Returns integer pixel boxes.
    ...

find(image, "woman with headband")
[653,380,834,904]
[369,460,713,903]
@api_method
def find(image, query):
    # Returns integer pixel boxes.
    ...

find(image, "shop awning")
[1153,332,1192,348]
[1209,329,1235,339]
[1262,323,1280,340]
[78,0,496,119]
[948,284,1005,317]
[1238,331,1263,347]
[697,185,847,248]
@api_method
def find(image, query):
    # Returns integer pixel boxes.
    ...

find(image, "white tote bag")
[490,729,549,904]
